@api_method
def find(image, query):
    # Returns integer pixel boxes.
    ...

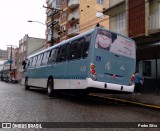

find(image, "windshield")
[95,29,136,59]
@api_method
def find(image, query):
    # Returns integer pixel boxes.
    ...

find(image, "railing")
[68,25,79,35]
[68,10,79,21]
[149,12,160,30]
[68,0,79,8]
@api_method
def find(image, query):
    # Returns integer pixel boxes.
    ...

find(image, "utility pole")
[6,45,16,72]
[43,5,62,46]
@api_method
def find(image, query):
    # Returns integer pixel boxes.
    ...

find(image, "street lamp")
[27,20,46,25]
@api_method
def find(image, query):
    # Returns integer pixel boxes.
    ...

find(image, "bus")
[23,27,136,96]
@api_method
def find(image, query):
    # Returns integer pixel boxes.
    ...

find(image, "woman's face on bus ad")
[96,31,112,49]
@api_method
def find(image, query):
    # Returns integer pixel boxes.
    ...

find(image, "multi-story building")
[103,0,160,88]
[0,49,8,60]
[46,0,109,47]
[17,34,46,81]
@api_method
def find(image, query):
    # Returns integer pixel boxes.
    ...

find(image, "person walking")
[134,71,144,94]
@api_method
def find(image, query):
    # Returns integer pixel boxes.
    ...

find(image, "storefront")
[136,40,160,93]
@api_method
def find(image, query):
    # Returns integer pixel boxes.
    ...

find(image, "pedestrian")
[134,71,144,94]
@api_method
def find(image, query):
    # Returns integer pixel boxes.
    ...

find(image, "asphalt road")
[0,81,160,130]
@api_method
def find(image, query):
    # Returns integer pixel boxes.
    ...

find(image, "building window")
[117,13,126,31]
[142,61,151,77]
[62,11,66,19]
[61,0,66,4]
[61,25,66,31]
[97,0,104,4]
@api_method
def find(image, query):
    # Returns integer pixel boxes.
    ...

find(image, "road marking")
[90,93,160,109]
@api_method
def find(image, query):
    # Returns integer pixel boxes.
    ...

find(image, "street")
[0,81,160,129]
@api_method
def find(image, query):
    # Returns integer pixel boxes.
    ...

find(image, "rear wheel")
[47,79,54,97]
[25,78,30,90]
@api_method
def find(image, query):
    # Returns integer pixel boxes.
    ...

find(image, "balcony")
[48,32,59,42]
[68,10,79,22]
[68,0,79,9]
[68,25,79,36]
[149,12,160,31]
[109,0,125,7]
[54,18,60,28]
[48,34,52,42]
[53,32,59,39]
[103,0,125,16]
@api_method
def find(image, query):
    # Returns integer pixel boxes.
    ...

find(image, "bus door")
[94,29,136,85]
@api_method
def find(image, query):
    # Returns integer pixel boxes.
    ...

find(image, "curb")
[89,93,160,109]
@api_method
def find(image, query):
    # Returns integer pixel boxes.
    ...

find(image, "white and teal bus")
[24,27,136,96]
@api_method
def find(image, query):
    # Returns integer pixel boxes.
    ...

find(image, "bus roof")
[28,28,95,58]
[28,27,135,58]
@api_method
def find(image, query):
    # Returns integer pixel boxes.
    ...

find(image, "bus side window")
[28,58,33,68]
[31,56,38,67]
[36,54,43,67]
[68,40,78,60]
[41,51,50,66]
[48,48,58,64]
[82,34,92,58]
[77,38,85,58]
[57,45,67,62]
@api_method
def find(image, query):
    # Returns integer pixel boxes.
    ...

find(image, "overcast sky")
[0,0,46,50]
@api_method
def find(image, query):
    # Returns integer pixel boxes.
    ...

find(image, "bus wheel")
[47,79,54,97]
[25,78,30,90]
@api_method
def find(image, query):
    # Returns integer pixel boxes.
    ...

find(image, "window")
[31,56,38,68]
[82,34,92,58]
[143,61,151,77]
[48,48,58,64]
[97,0,104,4]
[62,11,66,19]
[57,45,68,62]
[117,13,126,31]
[41,51,50,66]
[36,54,43,67]
[68,38,85,60]
[61,0,66,4]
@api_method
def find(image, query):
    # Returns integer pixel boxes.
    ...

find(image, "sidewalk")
[90,93,160,109]
[90,83,160,109]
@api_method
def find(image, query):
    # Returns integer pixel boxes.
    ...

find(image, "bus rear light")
[91,69,96,74]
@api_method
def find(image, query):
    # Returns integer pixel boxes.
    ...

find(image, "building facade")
[17,34,46,81]
[45,0,109,47]
[103,0,160,89]
[0,49,8,60]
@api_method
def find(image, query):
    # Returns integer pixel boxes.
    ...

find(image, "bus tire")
[25,78,30,90]
[47,78,54,97]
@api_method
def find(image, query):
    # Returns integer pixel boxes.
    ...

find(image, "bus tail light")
[90,63,97,80]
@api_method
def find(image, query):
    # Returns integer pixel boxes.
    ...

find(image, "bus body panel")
[65,59,88,89]
[92,28,136,86]
[94,49,135,85]
[24,27,136,93]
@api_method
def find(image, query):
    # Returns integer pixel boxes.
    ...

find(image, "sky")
[0,0,46,50]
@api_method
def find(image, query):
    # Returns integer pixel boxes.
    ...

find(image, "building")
[45,0,109,47]
[17,34,46,81]
[103,0,160,89]
[0,49,8,60]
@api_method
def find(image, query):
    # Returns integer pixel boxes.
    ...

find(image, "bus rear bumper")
[86,78,135,93]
